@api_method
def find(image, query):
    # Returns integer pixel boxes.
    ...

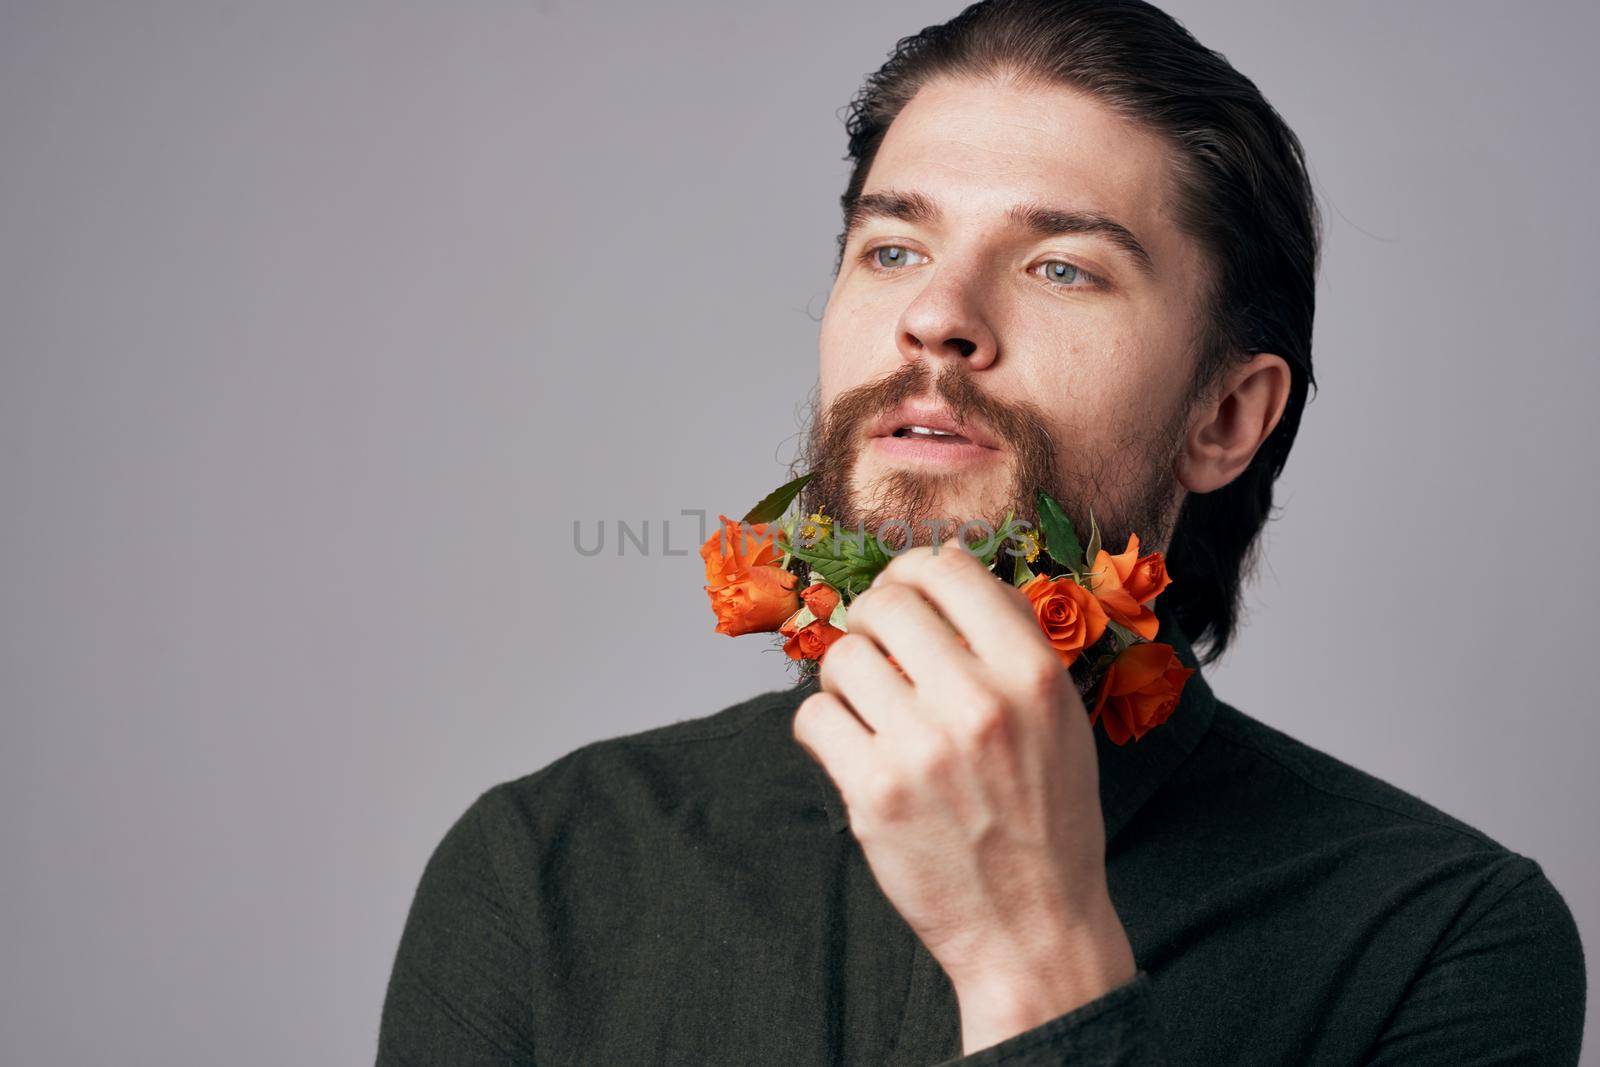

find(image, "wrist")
[951,898,1137,1055]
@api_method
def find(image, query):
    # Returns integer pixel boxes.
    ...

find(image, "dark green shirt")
[376,605,1587,1064]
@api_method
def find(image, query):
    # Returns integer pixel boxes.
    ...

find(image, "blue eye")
[1040,260,1086,285]
[872,245,921,269]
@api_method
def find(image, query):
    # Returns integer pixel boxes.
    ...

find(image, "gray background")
[2,1,1595,1063]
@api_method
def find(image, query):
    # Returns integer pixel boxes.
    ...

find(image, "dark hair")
[832,0,1321,666]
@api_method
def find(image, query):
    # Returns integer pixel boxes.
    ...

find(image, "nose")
[894,265,998,373]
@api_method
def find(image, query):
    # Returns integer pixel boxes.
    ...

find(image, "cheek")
[818,294,893,404]
[816,318,849,406]
[1017,326,1159,424]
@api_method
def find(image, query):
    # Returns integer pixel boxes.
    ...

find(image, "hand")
[792,539,1136,1053]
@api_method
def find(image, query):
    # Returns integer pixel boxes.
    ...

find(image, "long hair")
[833,0,1322,665]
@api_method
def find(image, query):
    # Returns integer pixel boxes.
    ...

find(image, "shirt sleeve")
[375,787,540,1066]
[933,972,1168,1066]
[1362,858,1586,1066]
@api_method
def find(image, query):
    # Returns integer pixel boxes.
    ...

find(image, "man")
[377,1,1586,1063]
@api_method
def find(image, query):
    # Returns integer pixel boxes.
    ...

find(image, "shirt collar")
[797,596,1218,840]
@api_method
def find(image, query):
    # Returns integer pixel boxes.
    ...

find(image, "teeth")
[907,425,955,436]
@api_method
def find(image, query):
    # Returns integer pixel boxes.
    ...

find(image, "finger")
[817,632,916,735]
[792,689,875,799]
[873,538,1053,670]
[843,577,986,718]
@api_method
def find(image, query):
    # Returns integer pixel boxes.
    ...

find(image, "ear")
[1175,353,1293,494]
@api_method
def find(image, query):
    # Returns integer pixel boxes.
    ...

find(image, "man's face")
[805,75,1213,554]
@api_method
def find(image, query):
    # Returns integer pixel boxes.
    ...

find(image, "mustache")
[822,360,1055,460]
[796,360,1061,533]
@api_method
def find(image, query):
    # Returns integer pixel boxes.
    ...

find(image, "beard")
[795,359,1189,560]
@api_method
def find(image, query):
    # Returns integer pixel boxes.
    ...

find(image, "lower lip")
[870,433,1002,467]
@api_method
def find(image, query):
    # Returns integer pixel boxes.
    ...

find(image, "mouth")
[890,424,976,445]
[867,403,1004,467]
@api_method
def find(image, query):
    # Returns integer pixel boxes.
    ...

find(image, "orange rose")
[1086,532,1171,640]
[701,514,785,589]
[780,615,846,662]
[701,514,798,635]
[1021,573,1108,669]
[798,582,840,622]
[1124,551,1171,604]
[707,566,801,636]
[1089,642,1194,745]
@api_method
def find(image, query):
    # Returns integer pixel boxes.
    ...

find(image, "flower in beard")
[780,615,846,662]
[1086,532,1172,641]
[1020,573,1108,669]
[1089,642,1194,745]
[700,514,799,636]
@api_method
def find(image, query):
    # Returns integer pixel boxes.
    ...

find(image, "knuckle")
[962,713,1013,756]
[1019,655,1068,699]
[855,582,914,625]
[845,592,873,629]
[957,691,1010,743]
[905,730,957,779]
[879,550,916,581]
[938,541,976,569]
[820,632,869,675]
[859,769,912,824]
[888,544,938,576]
[823,632,859,662]
[842,632,881,663]
[793,692,828,735]
[902,547,947,579]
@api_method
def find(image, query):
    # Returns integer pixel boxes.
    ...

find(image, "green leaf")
[1035,489,1084,571]
[788,525,891,597]
[742,472,815,525]
[1012,555,1036,587]
[828,602,849,632]
[794,553,850,591]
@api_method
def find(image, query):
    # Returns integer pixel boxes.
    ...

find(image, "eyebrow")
[841,188,1156,277]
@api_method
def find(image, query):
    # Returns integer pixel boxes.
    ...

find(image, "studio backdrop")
[1,2,1595,1064]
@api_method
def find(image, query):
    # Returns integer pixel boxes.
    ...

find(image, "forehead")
[863,75,1185,256]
